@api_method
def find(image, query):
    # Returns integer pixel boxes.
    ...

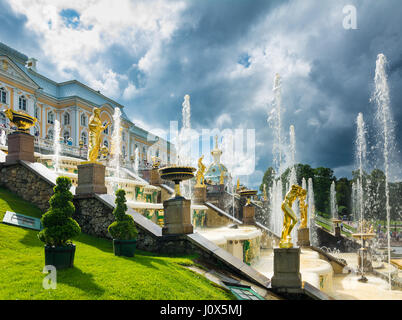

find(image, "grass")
[0,187,235,300]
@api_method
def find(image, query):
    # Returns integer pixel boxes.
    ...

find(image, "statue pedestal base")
[271,247,302,289]
[193,185,206,205]
[76,162,107,196]
[149,167,162,186]
[162,197,193,235]
[6,132,35,164]
[357,248,373,272]
[242,205,255,225]
[297,228,310,247]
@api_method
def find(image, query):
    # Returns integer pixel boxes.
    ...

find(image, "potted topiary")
[38,176,81,269]
[108,189,138,257]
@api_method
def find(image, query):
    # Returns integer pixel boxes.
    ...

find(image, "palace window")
[63,130,70,142]
[156,148,160,157]
[48,111,54,124]
[19,95,27,111]
[103,140,109,148]
[122,146,126,158]
[81,113,87,126]
[103,122,109,135]
[34,105,39,119]
[122,131,126,142]
[47,129,54,140]
[81,131,87,145]
[64,112,70,125]
[0,88,7,104]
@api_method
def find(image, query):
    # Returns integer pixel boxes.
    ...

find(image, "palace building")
[0,42,174,168]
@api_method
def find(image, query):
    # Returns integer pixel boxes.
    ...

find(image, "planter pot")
[113,239,137,257]
[44,244,76,270]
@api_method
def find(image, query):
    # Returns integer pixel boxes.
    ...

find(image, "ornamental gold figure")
[88,107,109,162]
[279,184,307,248]
[195,155,206,187]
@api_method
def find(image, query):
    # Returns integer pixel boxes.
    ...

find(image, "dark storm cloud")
[2,0,401,188]
[123,0,402,187]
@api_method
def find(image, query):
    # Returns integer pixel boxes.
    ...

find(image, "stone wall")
[0,163,54,212]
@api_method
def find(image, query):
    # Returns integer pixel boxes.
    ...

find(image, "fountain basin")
[196,226,262,264]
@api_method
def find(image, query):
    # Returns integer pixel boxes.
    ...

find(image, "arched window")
[48,111,54,124]
[63,130,70,142]
[103,121,109,135]
[19,95,27,111]
[64,112,70,125]
[81,113,87,126]
[81,131,87,145]
[122,131,126,141]
[0,113,6,125]
[47,129,54,141]
[34,105,39,119]
[34,125,40,137]
[122,146,126,158]
[0,88,7,104]
[103,140,109,148]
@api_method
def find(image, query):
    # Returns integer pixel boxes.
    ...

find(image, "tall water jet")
[179,94,193,198]
[0,130,6,146]
[330,181,337,220]
[308,177,317,245]
[373,53,396,288]
[268,73,284,176]
[111,107,122,191]
[134,146,139,175]
[53,119,61,172]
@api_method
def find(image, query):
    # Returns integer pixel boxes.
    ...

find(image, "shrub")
[108,189,138,240]
[38,177,81,246]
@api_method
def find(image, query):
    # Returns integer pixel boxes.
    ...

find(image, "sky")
[1,0,401,189]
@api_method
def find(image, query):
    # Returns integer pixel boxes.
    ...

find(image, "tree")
[259,167,276,192]
[336,177,351,216]
[38,177,81,246]
[313,167,336,214]
[108,189,138,240]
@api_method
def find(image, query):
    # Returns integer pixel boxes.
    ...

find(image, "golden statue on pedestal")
[279,184,307,248]
[195,155,206,187]
[88,107,109,163]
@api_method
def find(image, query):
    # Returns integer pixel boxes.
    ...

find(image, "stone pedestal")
[357,248,373,272]
[149,167,162,186]
[242,205,255,225]
[76,162,107,196]
[193,185,206,205]
[6,132,35,164]
[271,247,302,289]
[297,228,310,247]
[162,197,193,235]
[334,226,341,237]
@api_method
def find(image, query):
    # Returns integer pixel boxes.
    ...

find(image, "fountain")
[372,53,397,289]
[110,107,122,191]
[0,129,6,146]
[53,119,61,173]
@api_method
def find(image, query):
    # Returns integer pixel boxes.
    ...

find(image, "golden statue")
[151,156,161,169]
[219,170,225,185]
[279,184,307,248]
[236,178,240,192]
[298,188,308,229]
[88,107,109,163]
[195,155,206,187]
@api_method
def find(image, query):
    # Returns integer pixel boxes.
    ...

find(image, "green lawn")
[0,187,234,300]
